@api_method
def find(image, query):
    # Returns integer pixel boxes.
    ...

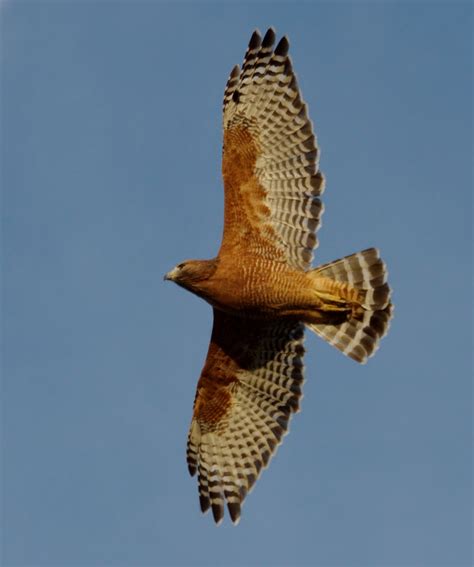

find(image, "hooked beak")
[163,267,178,282]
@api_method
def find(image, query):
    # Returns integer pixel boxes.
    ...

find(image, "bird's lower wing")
[186,308,305,524]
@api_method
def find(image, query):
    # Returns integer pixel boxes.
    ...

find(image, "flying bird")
[164,28,393,525]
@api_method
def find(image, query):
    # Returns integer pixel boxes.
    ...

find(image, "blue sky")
[2,2,472,566]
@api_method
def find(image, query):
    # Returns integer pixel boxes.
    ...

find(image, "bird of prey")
[164,28,393,525]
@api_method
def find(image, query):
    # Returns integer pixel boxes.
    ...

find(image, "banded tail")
[307,248,393,363]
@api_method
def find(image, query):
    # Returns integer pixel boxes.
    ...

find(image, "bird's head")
[164,258,218,291]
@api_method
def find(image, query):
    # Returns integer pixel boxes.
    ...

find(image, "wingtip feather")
[275,35,290,56]
[262,27,276,48]
[248,29,262,49]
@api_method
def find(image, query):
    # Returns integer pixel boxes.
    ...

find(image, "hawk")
[164,28,392,525]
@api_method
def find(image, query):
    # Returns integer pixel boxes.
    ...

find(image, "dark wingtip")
[228,502,241,525]
[199,494,210,513]
[275,35,290,57]
[211,502,224,525]
[248,29,262,49]
[188,463,197,476]
[262,27,276,48]
[230,64,240,77]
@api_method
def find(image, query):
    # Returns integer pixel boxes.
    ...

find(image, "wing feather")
[220,29,324,269]
[186,309,305,524]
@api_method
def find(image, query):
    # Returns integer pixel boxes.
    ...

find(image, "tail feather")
[313,247,390,310]
[308,248,393,363]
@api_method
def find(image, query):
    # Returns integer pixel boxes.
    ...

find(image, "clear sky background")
[2,2,472,566]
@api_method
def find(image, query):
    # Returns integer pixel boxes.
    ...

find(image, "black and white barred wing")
[186,309,305,524]
[220,28,324,270]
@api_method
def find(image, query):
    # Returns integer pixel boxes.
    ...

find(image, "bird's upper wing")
[219,28,325,270]
[186,308,305,524]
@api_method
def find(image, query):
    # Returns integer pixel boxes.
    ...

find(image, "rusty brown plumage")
[165,28,393,525]
[220,125,283,260]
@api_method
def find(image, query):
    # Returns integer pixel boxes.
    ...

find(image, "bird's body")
[165,28,393,525]
[169,256,354,322]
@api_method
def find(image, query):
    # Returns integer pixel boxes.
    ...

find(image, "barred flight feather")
[186,310,305,524]
[222,28,324,270]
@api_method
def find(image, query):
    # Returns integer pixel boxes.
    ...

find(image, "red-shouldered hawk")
[164,28,393,525]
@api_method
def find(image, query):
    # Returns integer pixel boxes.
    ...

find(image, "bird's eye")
[177,263,185,270]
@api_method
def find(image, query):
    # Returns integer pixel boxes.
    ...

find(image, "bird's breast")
[194,259,315,316]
